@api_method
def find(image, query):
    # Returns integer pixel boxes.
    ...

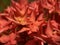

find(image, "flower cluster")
[0,0,60,45]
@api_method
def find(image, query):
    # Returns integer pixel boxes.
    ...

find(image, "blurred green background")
[0,0,11,12]
[0,0,34,12]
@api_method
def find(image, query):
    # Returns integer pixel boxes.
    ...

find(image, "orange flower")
[0,0,60,45]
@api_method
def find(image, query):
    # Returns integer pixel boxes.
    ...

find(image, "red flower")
[0,0,60,45]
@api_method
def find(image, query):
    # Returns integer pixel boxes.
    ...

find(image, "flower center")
[14,17,27,25]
